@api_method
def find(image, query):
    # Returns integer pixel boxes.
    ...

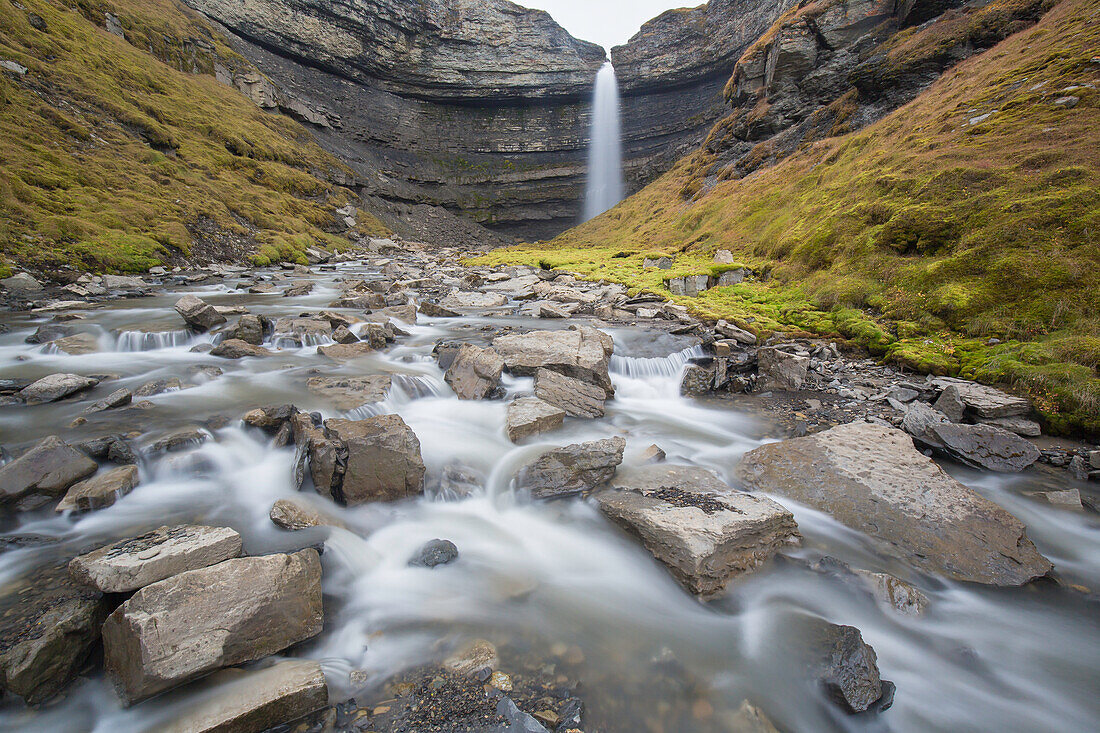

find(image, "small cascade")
[114,329,195,352]
[583,62,625,221]
[610,345,706,379]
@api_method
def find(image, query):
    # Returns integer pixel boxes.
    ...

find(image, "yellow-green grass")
[0,0,387,275]
[475,0,1100,436]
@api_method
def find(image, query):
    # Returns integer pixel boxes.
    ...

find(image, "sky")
[518,0,695,52]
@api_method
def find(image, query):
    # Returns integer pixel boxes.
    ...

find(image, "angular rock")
[680,363,714,396]
[306,375,391,411]
[933,385,967,422]
[594,465,799,597]
[515,436,625,499]
[102,549,323,704]
[756,347,808,391]
[440,290,508,309]
[317,342,376,360]
[533,368,609,418]
[445,344,505,400]
[269,498,344,531]
[977,415,1042,437]
[160,659,328,733]
[418,301,460,318]
[803,620,889,714]
[317,415,425,505]
[56,465,140,512]
[242,404,300,433]
[134,377,183,398]
[19,373,99,404]
[47,333,101,355]
[175,295,227,332]
[715,320,756,345]
[1,272,43,294]
[409,539,459,568]
[210,339,272,359]
[273,316,332,338]
[735,423,1052,585]
[901,400,949,447]
[0,435,97,508]
[224,314,266,345]
[930,423,1040,472]
[83,387,134,414]
[331,324,358,344]
[26,324,75,344]
[505,397,566,443]
[69,525,243,593]
[933,379,1031,418]
[0,562,110,705]
[492,326,615,393]
[103,275,145,290]
[149,428,209,453]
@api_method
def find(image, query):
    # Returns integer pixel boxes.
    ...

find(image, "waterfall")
[583,61,625,221]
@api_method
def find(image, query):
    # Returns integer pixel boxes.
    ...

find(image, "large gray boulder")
[594,465,799,597]
[735,423,1052,585]
[440,290,508,309]
[69,525,243,594]
[0,435,97,509]
[492,326,615,393]
[312,415,425,505]
[160,660,328,733]
[175,295,227,332]
[515,436,625,499]
[102,549,323,704]
[444,344,504,400]
[0,563,110,705]
[505,397,565,443]
[19,373,99,404]
[210,339,272,359]
[930,423,1040,472]
[900,400,949,447]
[56,465,140,512]
[306,375,391,411]
[1,272,43,294]
[533,367,609,418]
[755,347,808,391]
[932,378,1031,418]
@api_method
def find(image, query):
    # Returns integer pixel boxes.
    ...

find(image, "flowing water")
[0,261,1097,732]
[583,62,625,221]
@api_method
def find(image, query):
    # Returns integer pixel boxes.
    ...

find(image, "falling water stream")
[0,260,1097,732]
[582,62,625,221]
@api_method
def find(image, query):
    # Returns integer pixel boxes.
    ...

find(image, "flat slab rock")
[931,378,1031,418]
[70,525,243,594]
[160,659,328,733]
[445,343,505,400]
[594,465,800,597]
[103,549,323,704]
[735,422,1052,585]
[492,326,615,393]
[306,375,391,411]
[505,397,565,443]
[0,435,97,508]
[533,367,608,418]
[930,422,1040,472]
[19,373,99,404]
[56,464,140,512]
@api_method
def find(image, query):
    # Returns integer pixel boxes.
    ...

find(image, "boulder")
[930,423,1040,472]
[314,415,425,505]
[242,404,300,433]
[19,373,99,404]
[715,320,756,345]
[82,387,133,414]
[409,539,459,568]
[680,363,714,396]
[224,314,266,345]
[594,465,799,597]
[0,435,97,508]
[735,423,1052,585]
[273,317,332,338]
[0,562,110,705]
[533,368,609,418]
[440,291,508,309]
[56,465,139,512]
[802,619,891,714]
[492,326,614,393]
[47,333,101,355]
[160,660,328,733]
[175,295,227,332]
[900,400,949,446]
[756,347,808,391]
[210,339,272,359]
[133,377,183,397]
[977,415,1042,437]
[317,342,376,360]
[149,428,209,453]
[933,385,967,422]
[269,498,344,531]
[25,324,75,344]
[1,272,43,294]
[505,397,566,442]
[331,324,358,344]
[70,525,243,593]
[932,379,1031,418]
[102,549,323,704]
[444,344,505,400]
[306,375,391,411]
[419,301,460,318]
[103,275,145,290]
[515,436,625,499]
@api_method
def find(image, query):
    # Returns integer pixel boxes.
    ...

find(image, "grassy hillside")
[475,0,1100,436]
[0,0,386,274]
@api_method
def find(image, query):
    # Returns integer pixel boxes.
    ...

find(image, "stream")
[0,257,1097,732]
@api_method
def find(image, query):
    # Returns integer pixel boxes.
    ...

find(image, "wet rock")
[715,320,756,345]
[804,619,890,714]
[149,428,209,453]
[175,295,227,332]
[594,465,799,597]
[496,697,549,732]
[133,377,183,397]
[25,324,75,344]
[242,404,300,432]
[533,367,608,418]
[441,291,508,309]
[444,639,499,676]
[721,700,781,733]
[283,282,314,298]
[19,373,99,404]
[515,436,625,499]
[248,282,276,294]
[0,435,97,508]
[640,444,666,463]
[274,316,333,338]
[82,387,133,414]
[680,363,714,396]
[160,659,328,733]
[409,539,459,568]
[315,415,426,505]
[445,344,505,400]
[735,422,1052,585]
[930,423,1040,472]
[0,562,110,705]
[210,339,273,359]
[811,558,929,616]
[224,313,267,345]
[419,301,461,318]
[108,439,139,465]
[492,326,614,393]
[70,525,243,593]
[306,375,391,411]
[1025,489,1083,510]
[56,465,139,512]
[47,333,100,355]
[756,347,809,391]
[270,498,345,530]
[505,397,565,443]
[102,549,323,704]
[317,342,377,360]
[331,324,358,343]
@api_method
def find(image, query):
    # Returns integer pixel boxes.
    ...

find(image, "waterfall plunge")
[582,62,625,221]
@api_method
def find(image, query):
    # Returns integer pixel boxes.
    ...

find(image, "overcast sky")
[519,0,696,52]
